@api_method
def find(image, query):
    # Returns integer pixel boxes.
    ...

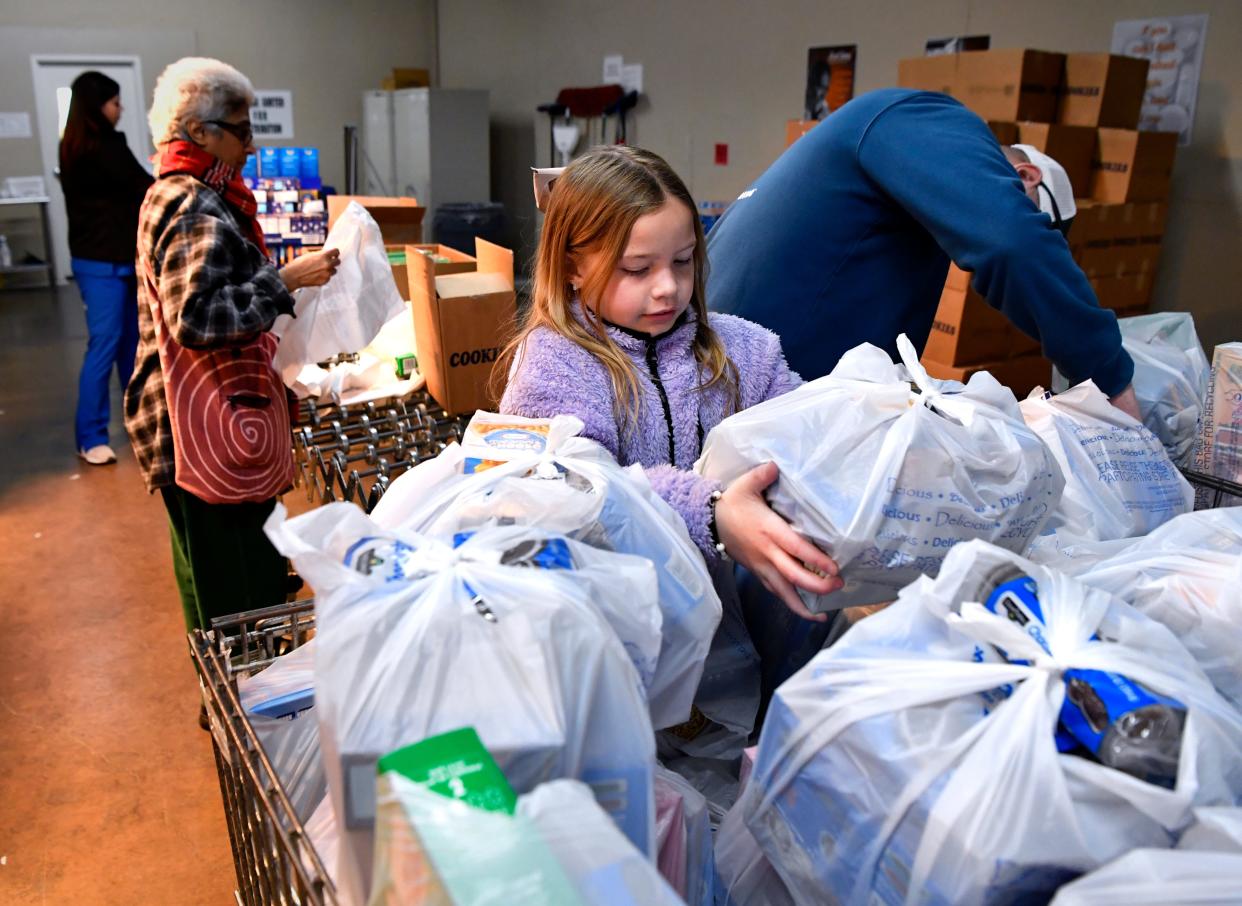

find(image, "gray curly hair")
[148,57,255,146]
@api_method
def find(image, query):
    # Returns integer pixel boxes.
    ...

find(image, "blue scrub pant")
[72,258,139,451]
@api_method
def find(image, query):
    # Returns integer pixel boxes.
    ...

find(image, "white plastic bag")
[654,766,715,906]
[265,504,657,906]
[273,201,406,392]
[1075,508,1242,704]
[1020,381,1192,544]
[1178,807,1242,853]
[520,780,687,906]
[1057,312,1209,466]
[697,335,1064,612]
[738,539,1242,906]
[371,413,723,731]
[1048,849,1242,905]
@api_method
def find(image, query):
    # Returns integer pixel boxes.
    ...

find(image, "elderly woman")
[125,57,339,645]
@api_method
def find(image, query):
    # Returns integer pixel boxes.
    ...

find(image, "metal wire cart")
[189,393,1242,905]
[190,388,468,905]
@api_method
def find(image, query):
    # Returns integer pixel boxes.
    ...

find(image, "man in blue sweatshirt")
[707,88,1139,415]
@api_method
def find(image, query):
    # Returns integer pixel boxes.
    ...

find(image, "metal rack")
[291,390,469,511]
[1180,466,1242,510]
[190,600,336,906]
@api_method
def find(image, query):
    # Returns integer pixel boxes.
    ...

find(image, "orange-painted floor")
[0,285,236,904]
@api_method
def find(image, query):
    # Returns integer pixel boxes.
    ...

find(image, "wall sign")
[251,90,294,140]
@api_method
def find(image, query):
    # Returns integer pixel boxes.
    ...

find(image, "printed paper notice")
[1112,15,1209,146]
[0,112,32,139]
[251,90,294,140]
[603,55,624,85]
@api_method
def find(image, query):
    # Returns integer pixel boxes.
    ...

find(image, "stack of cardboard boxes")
[898,49,1177,396]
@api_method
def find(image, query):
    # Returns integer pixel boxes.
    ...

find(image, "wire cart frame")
[190,600,337,906]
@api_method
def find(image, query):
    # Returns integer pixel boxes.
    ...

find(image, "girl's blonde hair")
[494,145,740,432]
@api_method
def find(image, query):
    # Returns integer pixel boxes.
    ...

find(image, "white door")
[30,55,150,285]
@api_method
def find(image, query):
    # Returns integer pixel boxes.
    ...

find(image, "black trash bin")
[432,202,507,254]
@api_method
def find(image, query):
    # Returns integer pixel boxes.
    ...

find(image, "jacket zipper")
[643,337,677,465]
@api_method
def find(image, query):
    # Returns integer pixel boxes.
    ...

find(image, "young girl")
[499,145,841,619]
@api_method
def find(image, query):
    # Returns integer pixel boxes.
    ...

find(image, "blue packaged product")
[982,568,1187,789]
[259,147,279,177]
[279,146,301,178]
[299,146,321,189]
[242,153,259,181]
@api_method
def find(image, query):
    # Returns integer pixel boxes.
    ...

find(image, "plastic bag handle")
[896,333,977,426]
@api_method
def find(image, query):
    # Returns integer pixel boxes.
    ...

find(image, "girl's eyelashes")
[620,266,648,276]
[673,258,692,266]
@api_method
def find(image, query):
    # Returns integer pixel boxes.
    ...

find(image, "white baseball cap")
[1012,144,1077,222]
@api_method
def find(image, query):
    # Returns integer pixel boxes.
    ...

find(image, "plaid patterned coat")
[124,174,294,492]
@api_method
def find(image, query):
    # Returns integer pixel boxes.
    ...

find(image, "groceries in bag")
[371,412,722,731]
[265,504,657,906]
[370,727,684,906]
[736,539,1242,906]
[696,335,1064,612]
[1020,382,1192,548]
[273,201,407,394]
[1075,508,1242,705]
[1056,312,1209,466]
[655,765,715,906]
[1192,341,1242,506]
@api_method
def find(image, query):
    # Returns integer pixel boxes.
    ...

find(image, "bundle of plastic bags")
[238,641,324,824]
[735,539,1242,905]
[697,335,1064,612]
[1020,381,1192,550]
[264,504,657,906]
[370,412,723,732]
[655,765,715,906]
[369,728,683,906]
[1056,312,1209,466]
[273,200,407,394]
[1074,508,1242,705]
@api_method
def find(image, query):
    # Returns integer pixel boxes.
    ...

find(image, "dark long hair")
[58,71,120,173]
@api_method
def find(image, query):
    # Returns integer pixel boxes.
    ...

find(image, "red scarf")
[155,140,267,253]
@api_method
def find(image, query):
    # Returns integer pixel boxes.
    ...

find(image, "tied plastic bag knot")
[533,457,562,480]
[897,333,977,428]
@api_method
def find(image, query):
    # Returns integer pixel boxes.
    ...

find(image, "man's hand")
[1108,384,1142,422]
[715,462,843,622]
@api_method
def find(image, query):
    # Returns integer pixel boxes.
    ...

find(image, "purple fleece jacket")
[500,305,802,560]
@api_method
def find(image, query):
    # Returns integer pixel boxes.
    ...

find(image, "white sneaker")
[78,444,117,465]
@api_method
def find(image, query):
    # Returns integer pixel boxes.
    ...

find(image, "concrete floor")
[0,284,236,904]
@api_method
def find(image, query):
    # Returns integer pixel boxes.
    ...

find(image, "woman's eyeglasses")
[206,119,253,144]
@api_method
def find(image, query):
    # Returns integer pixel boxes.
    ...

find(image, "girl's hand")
[280,247,341,291]
[715,461,843,622]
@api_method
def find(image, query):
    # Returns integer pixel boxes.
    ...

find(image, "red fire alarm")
[714,143,728,165]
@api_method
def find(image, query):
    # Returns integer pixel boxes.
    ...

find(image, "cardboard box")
[1015,122,1097,198]
[409,237,516,415]
[1069,201,1168,245]
[923,284,1040,366]
[1088,272,1154,313]
[988,121,1019,145]
[1075,238,1162,280]
[785,119,820,147]
[1057,54,1149,129]
[945,263,972,292]
[897,53,958,97]
[387,244,476,299]
[901,50,1065,123]
[1089,129,1178,203]
[381,67,430,91]
[327,195,425,244]
[921,352,1052,398]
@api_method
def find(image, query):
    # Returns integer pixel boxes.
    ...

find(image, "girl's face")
[102,95,122,127]
[575,197,696,336]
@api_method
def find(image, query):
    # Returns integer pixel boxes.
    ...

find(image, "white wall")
[438,0,1242,350]
[0,1,436,206]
